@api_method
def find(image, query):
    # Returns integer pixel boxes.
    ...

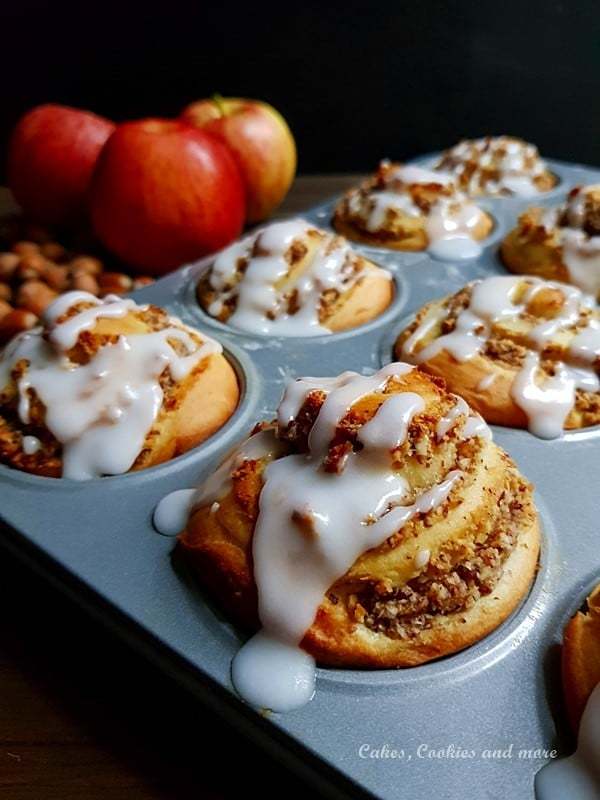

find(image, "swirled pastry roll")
[563,584,600,732]
[501,185,600,299]
[396,275,600,438]
[197,219,393,336]
[0,291,238,479]
[434,136,557,197]
[178,363,539,703]
[332,162,492,258]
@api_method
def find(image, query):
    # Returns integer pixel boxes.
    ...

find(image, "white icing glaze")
[153,488,196,536]
[436,136,551,197]
[0,293,220,480]
[414,548,431,569]
[45,291,138,349]
[22,435,41,455]
[206,219,390,336]
[549,187,600,298]
[402,275,600,439]
[436,395,492,441]
[535,683,600,799]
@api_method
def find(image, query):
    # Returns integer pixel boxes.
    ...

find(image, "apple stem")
[212,93,226,117]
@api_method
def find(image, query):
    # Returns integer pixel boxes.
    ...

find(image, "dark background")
[1,0,599,176]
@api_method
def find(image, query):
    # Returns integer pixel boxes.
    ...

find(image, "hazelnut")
[71,272,99,296]
[0,252,19,280]
[41,241,67,261]
[43,263,70,291]
[0,283,13,303]
[16,253,48,281]
[0,298,12,322]
[16,280,58,317]
[70,255,103,276]
[133,276,154,290]
[98,271,132,295]
[0,308,38,342]
[12,240,40,257]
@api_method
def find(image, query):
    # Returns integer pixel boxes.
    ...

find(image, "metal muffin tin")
[1,156,599,800]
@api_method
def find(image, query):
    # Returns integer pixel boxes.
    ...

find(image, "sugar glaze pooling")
[161,363,492,711]
[0,291,220,480]
[204,218,391,336]
[535,683,600,799]
[401,275,600,439]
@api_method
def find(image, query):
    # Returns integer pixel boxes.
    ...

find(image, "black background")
[1,0,599,175]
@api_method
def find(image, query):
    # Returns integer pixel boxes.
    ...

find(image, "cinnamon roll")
[501,185,600,299]
[197,219,393,336]
[535,584,600,797]
[332,162,493,259]
[434,136,557,197]
[176,363,540,710]
[0,291,239,479]
[396,275,600,438]
[563,583,600,732]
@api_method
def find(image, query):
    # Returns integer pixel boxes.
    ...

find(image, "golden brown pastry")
[501,185,600,299]
[563,584,600,732]
[0,290,239,479]
[197,218,393,336]
[434,136,557,197]
[332,161,492,255]
[178,363,540,672]
[395,275,600,438]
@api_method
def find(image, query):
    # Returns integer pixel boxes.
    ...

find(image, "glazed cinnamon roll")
[396,275,600,438]
[563,583,600,732]
[501,185,600,299]
[434,136,557,197]
[332,162,493,259]
[176,363,540,709]
[0,291,239,479]
[535,583,600,797]
[197,219,393,336]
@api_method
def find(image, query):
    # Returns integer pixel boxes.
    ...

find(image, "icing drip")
[153,489,196,536]
[402,275,600,439]
[535,684,600,799]
[435,136,552,197]
[345,163,488,259]
[175,363,490,712]
[544,186,600,298]
[205,219,390,336]
[0,291,220,480]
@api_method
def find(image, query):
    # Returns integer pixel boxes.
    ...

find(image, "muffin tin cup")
[1,156,600,800]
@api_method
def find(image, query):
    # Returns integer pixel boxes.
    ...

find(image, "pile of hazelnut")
[0,217,154,343]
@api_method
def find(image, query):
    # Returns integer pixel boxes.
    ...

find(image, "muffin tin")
[1,155,600,800]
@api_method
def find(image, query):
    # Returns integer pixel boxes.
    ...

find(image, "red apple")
[89,119,245,274]
[7,103,115,225]
[181,96,296,223]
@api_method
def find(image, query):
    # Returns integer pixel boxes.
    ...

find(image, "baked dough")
[434,136,556,197]
[501,185,600,299]
[395,275,600,437]
[562,584,600,731]
[197,218,393,335]
[179,364,540,668]
[0,292,239,478]
[332,162,492,252]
